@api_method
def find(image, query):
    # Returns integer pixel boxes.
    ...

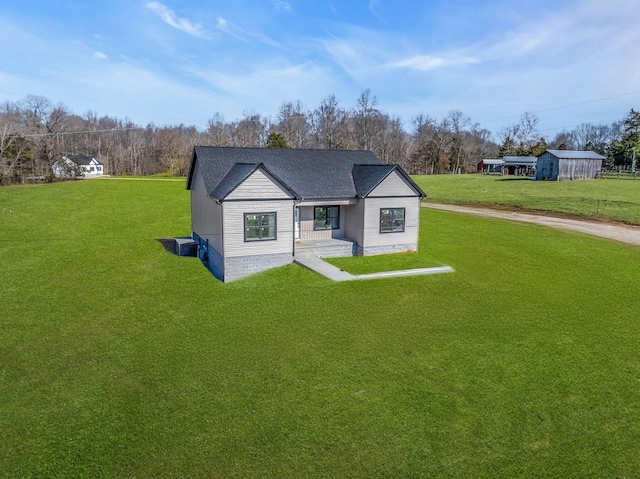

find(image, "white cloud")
[216,16,228,30]
[145,1,207,39]
[186,60,337,115]
[43,62,238,126]
[215,16,246,41]
[318,27,389,83]
[269,0,291,11]
[388,55,479,71]
[215,15,280,47]
[368,0,383,21]
[94,51,107,59]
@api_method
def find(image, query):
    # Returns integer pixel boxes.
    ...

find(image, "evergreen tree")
[266,132,290,148]
[610,109,640,168]
[530,138,548,157]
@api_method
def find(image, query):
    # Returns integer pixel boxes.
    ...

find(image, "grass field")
[1,178,639,478]
[412,174,640,225]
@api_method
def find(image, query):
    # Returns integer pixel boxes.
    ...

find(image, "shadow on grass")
[496,177,536,181]
[157,237,197,256]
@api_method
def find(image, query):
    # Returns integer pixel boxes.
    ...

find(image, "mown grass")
[1,179,639,478]
[326,250,444,275]
[412,174,640,225]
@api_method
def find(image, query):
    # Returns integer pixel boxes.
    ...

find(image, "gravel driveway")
[423,203,640,247]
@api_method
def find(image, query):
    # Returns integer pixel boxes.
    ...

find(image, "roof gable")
[65,154,103,166]
[369,169,424,197]
[352,164,425,198]
[214,164,297,201]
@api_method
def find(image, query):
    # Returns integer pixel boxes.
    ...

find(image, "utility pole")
[632,146,636,174]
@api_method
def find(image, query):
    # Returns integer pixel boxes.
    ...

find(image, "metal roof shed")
[536,150,604,181]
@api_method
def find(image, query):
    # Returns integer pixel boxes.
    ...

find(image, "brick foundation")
[357,243,417,256]
[223,252,293,282]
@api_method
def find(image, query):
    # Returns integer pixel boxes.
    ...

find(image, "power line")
[18,126,143,139]
[479,90,640,125]
[538,118,622,133]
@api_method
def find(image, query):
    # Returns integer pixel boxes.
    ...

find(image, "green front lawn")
[1,179,639,477]
[413,174,640,224]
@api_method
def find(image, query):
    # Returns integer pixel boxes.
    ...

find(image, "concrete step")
[295,238,356,258]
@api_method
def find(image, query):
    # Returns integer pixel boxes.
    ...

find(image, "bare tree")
[0,111,29,184]
[409,114,455,174]
[549,131,573,150]
[231,112,269,147]
[447,110,471,173]
[204,112,233,146]
[18,95,71,176]
[569,123,612,154]
[276,101,310,148]
[310,95,349,149]
[152,125,197,175]
[497,112,541,156]
[353,89,384,151]
[376,115,409,166]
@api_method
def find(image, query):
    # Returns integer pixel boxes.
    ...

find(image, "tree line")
[1,91,638,184]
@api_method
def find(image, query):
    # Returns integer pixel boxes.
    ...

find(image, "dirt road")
[423,203,640,247]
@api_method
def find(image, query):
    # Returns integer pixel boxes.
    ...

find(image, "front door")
[295,207,300,240]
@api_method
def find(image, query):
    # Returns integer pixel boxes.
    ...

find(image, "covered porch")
[294,237,356,258]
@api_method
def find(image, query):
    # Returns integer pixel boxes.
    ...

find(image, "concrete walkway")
[294,253,454,282]
[424,203,640,247]
[294,254,355,281]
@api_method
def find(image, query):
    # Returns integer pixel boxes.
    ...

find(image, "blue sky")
[1,0,638,137]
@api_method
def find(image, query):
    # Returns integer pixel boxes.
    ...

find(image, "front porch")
[294,237,356,258]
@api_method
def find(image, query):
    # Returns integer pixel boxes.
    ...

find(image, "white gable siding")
[367,171,417,197]
[361,197,420,248]
[190,161,223,251]
[83,158,104,177]
[223,200,294,257]
[225,169,294,200]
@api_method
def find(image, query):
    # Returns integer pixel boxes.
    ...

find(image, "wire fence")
[599,171,638,180]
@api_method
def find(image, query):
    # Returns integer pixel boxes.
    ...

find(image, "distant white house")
[53,154,105,178]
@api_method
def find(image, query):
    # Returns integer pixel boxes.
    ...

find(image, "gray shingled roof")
[502,156,537,166]
[210,163,261,200]
[352,164,396,197]
[352,164,425,197]
[188,147,423,200]
[544,150,605,160]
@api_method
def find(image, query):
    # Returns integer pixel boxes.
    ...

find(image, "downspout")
[217,199,224,267]
[293,198,302,257]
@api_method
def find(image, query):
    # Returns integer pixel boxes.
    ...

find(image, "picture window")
[314,206,340,230]
[380,208,405,233]
[244,212,277,241]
